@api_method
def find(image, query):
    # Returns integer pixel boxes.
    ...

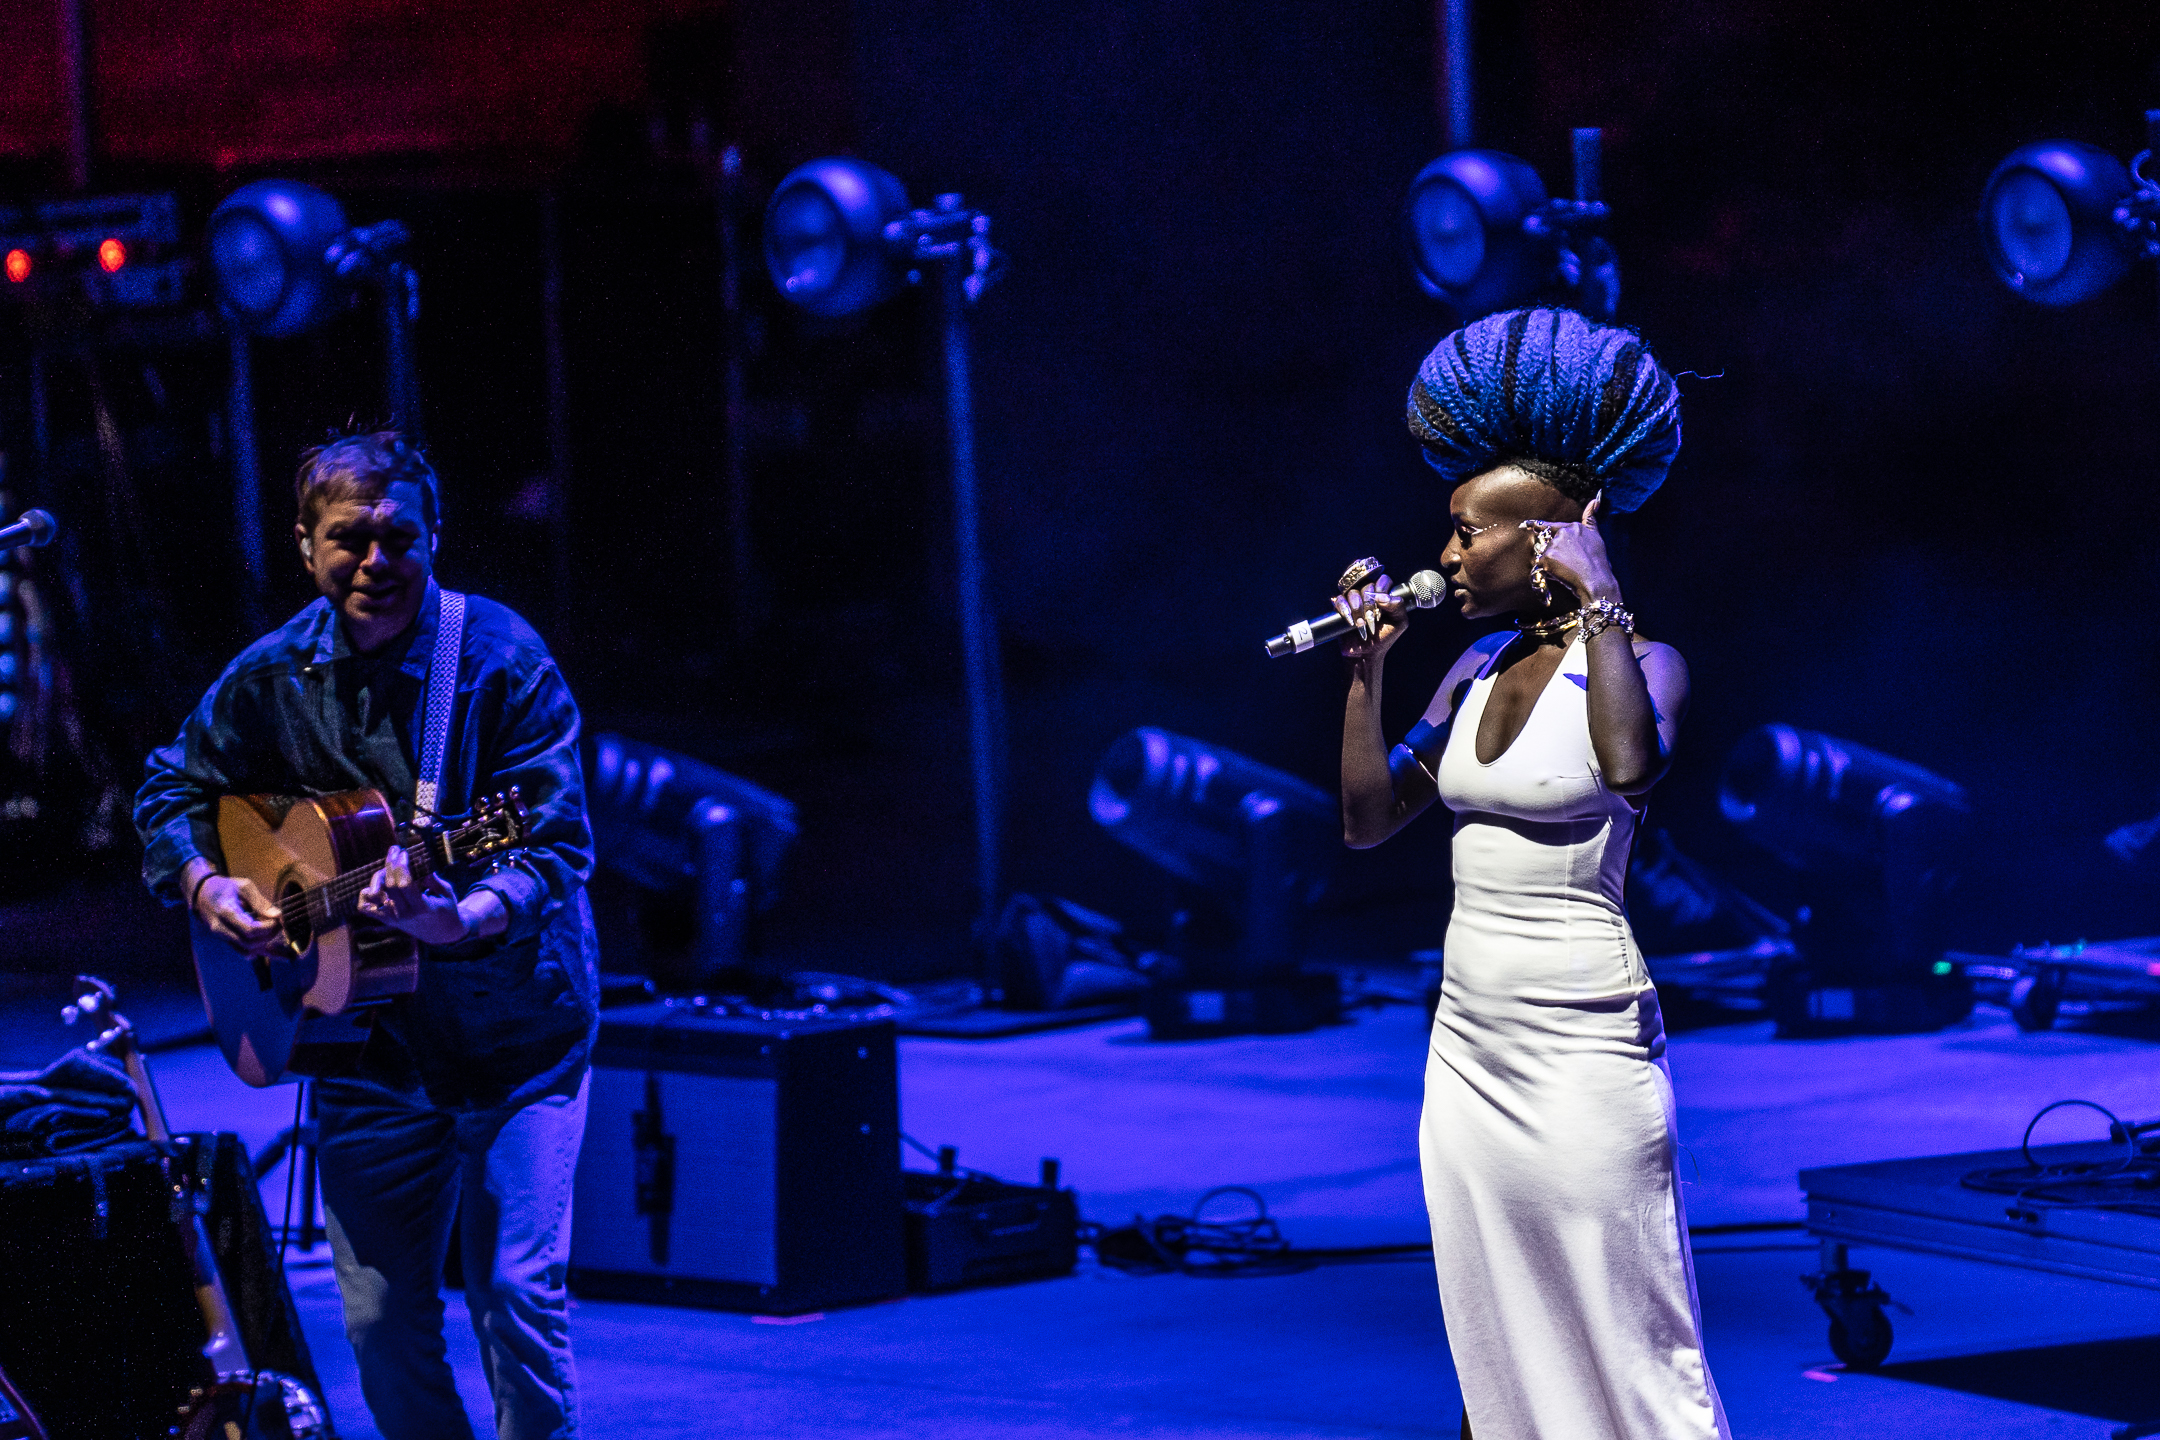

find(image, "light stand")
[763,164,1010,940]
[325,220,426,444]
[893,195,1006,932]
[224,324,266,635]
[207,182,426,626]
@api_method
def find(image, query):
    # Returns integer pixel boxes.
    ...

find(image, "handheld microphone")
[0,510,57,550]
[1264,569,1448,657]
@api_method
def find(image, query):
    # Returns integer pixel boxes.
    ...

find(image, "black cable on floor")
[1960,1098,2160,1221]
[1088,1192,1809,1277]
[1092,1186,1307,1278]
[895,1121,1816,1280]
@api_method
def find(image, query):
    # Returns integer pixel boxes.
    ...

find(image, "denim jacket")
[134,581,600,1111]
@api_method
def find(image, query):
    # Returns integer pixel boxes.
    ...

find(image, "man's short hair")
[294,430,441,537]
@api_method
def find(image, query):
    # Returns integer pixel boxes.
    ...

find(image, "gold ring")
[1337,556,1384,594]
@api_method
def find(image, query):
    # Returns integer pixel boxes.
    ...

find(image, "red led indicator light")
[97,238,126,272]
[4,250,28,284]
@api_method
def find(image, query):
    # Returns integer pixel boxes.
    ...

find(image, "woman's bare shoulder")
[1422,631,1511,725]
[1630,636,1687,672]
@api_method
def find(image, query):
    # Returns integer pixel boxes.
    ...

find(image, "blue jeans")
[317,1068,589,1440]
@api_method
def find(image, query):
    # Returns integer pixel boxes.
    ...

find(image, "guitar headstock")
[452,787,529,865]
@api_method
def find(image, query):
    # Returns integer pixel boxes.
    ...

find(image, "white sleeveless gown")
[1423,634,1729,1440]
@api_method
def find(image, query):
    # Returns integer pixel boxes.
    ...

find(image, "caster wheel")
[1828,1307,1893,1370]
[2009,973,2060,1032]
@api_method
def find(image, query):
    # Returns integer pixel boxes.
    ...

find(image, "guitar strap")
[413,588,466,818]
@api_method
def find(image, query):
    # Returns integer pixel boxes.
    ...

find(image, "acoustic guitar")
[191,787,529,1087]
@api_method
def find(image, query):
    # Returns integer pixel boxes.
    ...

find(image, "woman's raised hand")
[1522,495,1621,606]
[1333,575,1409,659]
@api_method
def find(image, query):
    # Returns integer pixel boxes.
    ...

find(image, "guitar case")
[0,1135,332,1439]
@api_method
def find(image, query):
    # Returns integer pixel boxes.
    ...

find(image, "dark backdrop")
[5,0,2160,971]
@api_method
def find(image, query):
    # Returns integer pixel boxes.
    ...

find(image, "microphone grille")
[1406,570,1447,609]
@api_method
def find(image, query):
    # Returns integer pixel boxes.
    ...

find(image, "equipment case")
[569,1004,906,1315]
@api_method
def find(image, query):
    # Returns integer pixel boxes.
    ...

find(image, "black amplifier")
[0,1134,324,1440]
[570,1004,906,1315]
[904,1166,1079,1292]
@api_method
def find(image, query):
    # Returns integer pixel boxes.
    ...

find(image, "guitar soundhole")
[278,879,313,954]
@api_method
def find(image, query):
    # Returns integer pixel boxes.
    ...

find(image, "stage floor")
[15,979,2160,1437]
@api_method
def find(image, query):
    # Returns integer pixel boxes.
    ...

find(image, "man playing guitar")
[134,431,599,1440]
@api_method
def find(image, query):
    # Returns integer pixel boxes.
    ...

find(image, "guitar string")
[278,844,444,925]
[265,797,520,925]
[273,818,511,926]
[292,834,457,918]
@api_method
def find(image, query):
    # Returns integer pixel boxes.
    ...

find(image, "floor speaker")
[569,1005,906,1315]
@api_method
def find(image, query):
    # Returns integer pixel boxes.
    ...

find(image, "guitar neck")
[309,828,457,925]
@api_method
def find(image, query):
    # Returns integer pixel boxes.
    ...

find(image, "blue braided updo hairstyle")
[1407,307,1681,514]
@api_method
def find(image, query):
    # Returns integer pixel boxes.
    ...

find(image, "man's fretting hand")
[357,844,471,946]
[356,844,511,946]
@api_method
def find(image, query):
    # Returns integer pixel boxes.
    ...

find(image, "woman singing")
[1336,308,1728,1440]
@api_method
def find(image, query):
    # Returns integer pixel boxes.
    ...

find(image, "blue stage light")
[205,180,351,336]
[1089,728,1337,901]
[1980,141,2139,305]
[1720,724,1974,1034]
[1404,132,1621,323]
[1720,723,1969,870]
[763,157,911,318]
[1089,728,1341,1036]
[1405,150,1553,318]
[586,733,798,989]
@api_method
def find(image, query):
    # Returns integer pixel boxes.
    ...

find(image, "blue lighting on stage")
[205,179,351,336]
[1981,141,2139,305]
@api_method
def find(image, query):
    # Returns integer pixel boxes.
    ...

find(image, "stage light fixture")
[4,249,27,284]
[763,157,911,318]
[1720,723,1972,1034]
[1719,723,1969,870]
[206,180,353,338]
[95,238,123,273]
[1405,129,1620,322]
[1981,140,2142,305]
[1089,728,1337,899]
[1981,113,2160,307]
[586,732,799,990]
[765,158,1009,937]
[1090,727,1341,1037]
